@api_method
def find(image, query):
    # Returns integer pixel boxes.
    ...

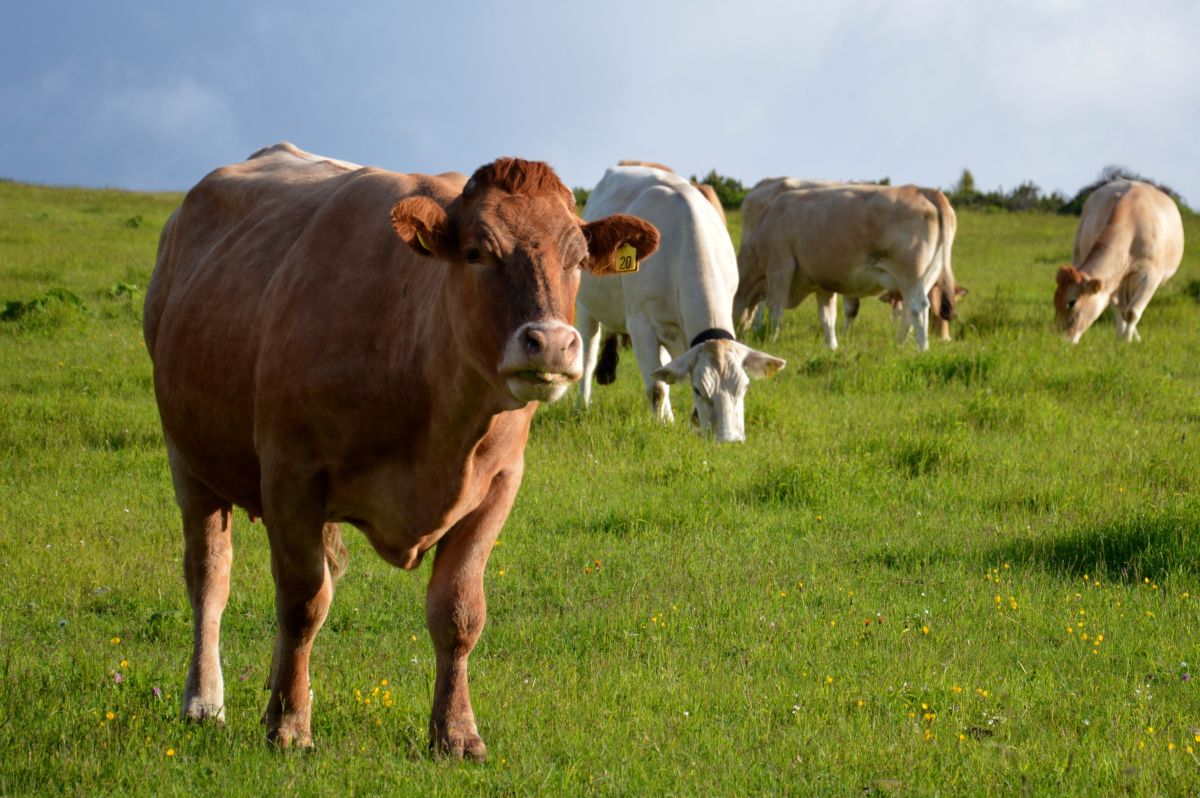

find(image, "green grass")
[2,181,1200,795]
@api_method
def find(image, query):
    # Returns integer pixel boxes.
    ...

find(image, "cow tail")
[323,523,349,583]
[931,191,956,314]
[926,190,955,321]
[595,334,620,385]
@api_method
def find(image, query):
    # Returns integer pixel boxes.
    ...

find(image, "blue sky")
[3,1,1198,203]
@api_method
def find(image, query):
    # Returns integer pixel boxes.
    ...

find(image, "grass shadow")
[986,511,1200,582]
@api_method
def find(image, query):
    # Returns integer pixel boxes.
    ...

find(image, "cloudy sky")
[3,1,1197,203]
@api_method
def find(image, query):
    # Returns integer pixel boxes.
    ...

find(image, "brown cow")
[734,184,951,351]
[1055,179,1184,342]
[738,178,964,340]
[143,143,658,759]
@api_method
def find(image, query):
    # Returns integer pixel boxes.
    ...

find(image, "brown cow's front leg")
[169,441,233,724]
[261,485,333,749]
[426,467,522,761]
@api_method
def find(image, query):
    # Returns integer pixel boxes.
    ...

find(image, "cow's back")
[145,144,466,511]
[1075,180,1184,276]
[741,177,838,246]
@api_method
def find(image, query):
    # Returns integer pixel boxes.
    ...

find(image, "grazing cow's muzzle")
[499,321,583,404]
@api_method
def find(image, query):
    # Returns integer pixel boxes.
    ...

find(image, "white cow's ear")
[1083,278,1103,295]
[391,196,453,258]
[651,346,701,385]
[742,348,786,380]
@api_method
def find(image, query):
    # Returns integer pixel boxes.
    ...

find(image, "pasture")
[1,177,1199,796]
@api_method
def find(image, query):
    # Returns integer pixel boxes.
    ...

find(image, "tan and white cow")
[737,178,963,342]
[144,143,658,759]
[576,165,785,443]
[1055,179,1184,343]
[734,184,954,351]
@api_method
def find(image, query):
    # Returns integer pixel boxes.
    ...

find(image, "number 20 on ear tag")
[614,244,639,274]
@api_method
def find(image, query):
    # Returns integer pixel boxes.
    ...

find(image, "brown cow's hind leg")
[426,468,522,761]
[168,441,233,724]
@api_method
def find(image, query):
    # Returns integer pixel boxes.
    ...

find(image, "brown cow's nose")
[523,327,546,356]
[522,326,578,359]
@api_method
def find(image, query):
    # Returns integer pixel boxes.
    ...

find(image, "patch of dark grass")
[863,546,957,570]
[891,437,943,477]
[962,391,1027,430]
[1180,278,1200,303]
[742,463,825,508]
[987,511,1200,581]
[907,351,994,387]
[1,287,85,322]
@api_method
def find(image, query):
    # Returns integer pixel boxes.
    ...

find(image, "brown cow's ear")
[1056,265,1081,287]
[1083,278,1103,295]
[581,214,660,275]
[390,196,453,258]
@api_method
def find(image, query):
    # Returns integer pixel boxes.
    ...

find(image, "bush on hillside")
[690,169,747,209]
[948,166,1190,215]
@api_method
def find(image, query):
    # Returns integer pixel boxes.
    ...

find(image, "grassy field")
[1,178,1199,796]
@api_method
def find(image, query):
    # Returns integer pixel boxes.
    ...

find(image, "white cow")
[734,184,952,351]
[576,165,785,443]
[1055,180,1184,343]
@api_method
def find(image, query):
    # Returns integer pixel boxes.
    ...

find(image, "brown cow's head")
[391,158,659,407]
[1054,264,1105,343]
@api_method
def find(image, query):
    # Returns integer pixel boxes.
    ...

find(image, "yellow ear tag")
[415,230,433,253]
[613,244,639,274]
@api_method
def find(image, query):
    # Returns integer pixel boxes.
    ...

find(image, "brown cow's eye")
[465,249,482,264]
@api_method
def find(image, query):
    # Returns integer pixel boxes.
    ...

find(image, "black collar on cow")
[689,328,737,349]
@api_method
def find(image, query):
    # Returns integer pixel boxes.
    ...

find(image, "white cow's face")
[652,339,785,443]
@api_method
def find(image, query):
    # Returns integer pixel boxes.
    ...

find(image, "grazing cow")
[734,184,953,351]
[734,187,950,352]
[143,143,658,759]
[738,178,963,341]
[1055,180,1184,343]
[575,165,785,443]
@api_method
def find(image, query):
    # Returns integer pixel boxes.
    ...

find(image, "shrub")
[689,169,746,209]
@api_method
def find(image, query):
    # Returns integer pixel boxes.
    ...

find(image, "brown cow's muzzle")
[499,321,583,404]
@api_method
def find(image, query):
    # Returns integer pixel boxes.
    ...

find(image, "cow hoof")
[433,732,487,762]
[182,700,226,725]
[267,723,314,750]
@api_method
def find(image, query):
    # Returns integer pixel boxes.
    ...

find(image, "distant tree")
[572,187,590,211]
[690,169,747,209]
[944,166,1190,215]
[954,169,976,196]
[1006,181,1042,212]
[1060,165,1190,215]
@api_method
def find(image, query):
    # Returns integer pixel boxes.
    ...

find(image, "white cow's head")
[1054,265,1107,343]
[651,338,785,443]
